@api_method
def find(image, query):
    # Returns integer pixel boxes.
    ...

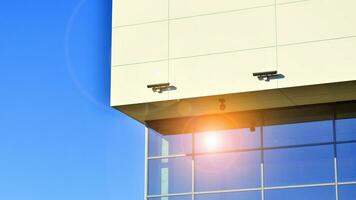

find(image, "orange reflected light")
[202,132,221,151]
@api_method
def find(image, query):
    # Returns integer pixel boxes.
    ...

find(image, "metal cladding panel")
[111,0,356,128]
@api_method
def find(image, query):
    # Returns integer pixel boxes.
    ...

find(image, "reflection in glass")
[195,191,261,200]
[339,184,356,200]
[147,112,356,198]
[337,143,356,182]
[148,195,192,200]
[264,145,334,186]
[195,151,261,191]
[264,120,333,147]
[195,128,261,153]
[336,118,356,142]
[149,129,192,157]
[265,186,335,200]
[148,157,192,195]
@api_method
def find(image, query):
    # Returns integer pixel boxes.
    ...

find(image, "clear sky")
[0,0,144,199]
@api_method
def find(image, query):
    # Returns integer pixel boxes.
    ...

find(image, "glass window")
[195,127,261,153]
[264,145,334,187]
[263,120,333,147]
[148,195,192,200]
[337,143,356,182]
[336,118,356,142]
[265,186,335,200]
[195,191,261,200]
[339,184,356,200]
[195,151,261,191]
[149,129,192,157]
[148,157,192,195]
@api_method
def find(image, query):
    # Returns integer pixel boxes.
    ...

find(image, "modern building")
[111,0,356,199]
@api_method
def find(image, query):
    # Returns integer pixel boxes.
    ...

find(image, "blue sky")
[0,0,144,199]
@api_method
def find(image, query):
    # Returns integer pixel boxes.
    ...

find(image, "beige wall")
[111,0,356,107]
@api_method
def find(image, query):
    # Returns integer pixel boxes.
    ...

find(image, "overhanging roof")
[114,81,356,134]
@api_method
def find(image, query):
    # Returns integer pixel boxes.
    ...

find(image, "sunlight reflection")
[202,132,222,152]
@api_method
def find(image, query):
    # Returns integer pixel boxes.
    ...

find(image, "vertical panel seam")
[274,0,279,89]
[167,0,171,100]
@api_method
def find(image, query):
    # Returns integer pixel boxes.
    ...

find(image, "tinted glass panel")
[339,184,356,200]
[149,129,192,157]
[264,120,333,147]
[148,196,192,200]
[337,143,356,182]
[195,191,261,200]
[264,145,334,186]
[195,128,261,153]
[195,151,261,191]
[265,186,335,200]
[148,157,192,195]
[336,118,356,142]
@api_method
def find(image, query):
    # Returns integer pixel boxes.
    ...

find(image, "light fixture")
[218,98,226,111]
[249,122,256,132]
[147,83,176,93]
[253,70,278,81]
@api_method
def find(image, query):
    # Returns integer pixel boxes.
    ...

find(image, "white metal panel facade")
[169,48,277,99]
[112,0,168,27]
[169,0,275,19]
[111,0,356,108]
[111,61,169,105]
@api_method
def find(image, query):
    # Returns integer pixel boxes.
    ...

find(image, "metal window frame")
[145,103,356,200]
[145,136,356,200]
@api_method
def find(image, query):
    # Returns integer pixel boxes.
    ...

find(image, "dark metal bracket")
[253,70,284,81]
[147,83,176,93]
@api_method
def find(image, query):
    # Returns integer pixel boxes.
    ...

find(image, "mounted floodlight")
[147,83,176,93]
[253,70,278,81]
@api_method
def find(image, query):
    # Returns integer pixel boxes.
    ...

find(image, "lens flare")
[203,132,221,151]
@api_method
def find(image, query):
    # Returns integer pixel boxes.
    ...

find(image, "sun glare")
[203,132,221,151]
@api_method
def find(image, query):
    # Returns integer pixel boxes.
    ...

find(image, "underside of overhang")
[114,81,356,134]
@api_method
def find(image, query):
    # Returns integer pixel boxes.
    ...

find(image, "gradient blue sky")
[0,0,144,199]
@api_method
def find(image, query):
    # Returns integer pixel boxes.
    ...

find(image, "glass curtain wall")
[145,103,356,200]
